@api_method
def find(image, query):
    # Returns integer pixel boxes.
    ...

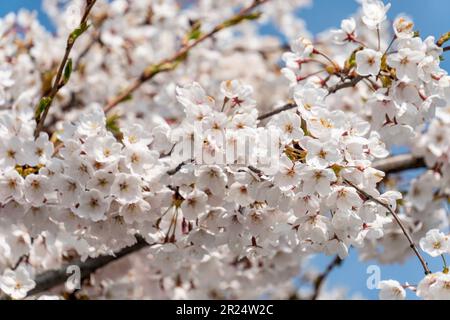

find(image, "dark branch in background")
[345,180,431,275]
[310,255,342,300]
[257,102,297,121]
[372,154,425,175]
[258,75,366,121]
[34,0,97,138]
[103,0,270,113]
[327,75,365,94]
[23,237,153,298]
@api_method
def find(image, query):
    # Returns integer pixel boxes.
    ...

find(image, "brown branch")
[167,159,193,175]
[34,0,97,138]
[327,75,365,94]
[437,31,450,47]
[103,0,270,114]
[22,153,427,298]
[22,236,155,299]
[257,102,297,121]
[345,179,431,275]
[310,255,342,300]
[372,154,425,174]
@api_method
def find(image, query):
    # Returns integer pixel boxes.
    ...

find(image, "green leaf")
[68,22,90,45]
[35,97,52,119]
[106,114,122,139]
[63,58,73,84]
[186,21,202,41]
[344,47,363,70]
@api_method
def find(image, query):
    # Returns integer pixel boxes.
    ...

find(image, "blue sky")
[1,0,448,299]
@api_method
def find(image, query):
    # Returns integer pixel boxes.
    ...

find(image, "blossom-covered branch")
[1,0,450,301]
[103,0,270,113]
[345,180,431,275]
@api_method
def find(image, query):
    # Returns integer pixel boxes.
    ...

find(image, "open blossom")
[417,272,450,300]
[0,168,24,203]
[180,189,208,220]
[303,138,342,169]
[327,186,363,212]
[300,167,336,196]
[282,37,314,69]
[378,280,406,300]
[393,16,414,39]
[331,18,356,44]
[24,174,51,206]
[111,173,142,203]
[0,66,14,105]
[0,267,35,299]
[268,112,304,143]
[387,48,425,82]
[356,49,382,76]
[120,199,152,224]
[419,229,450,257]
[273,155,303,190]
[361,0,391,29]
[73,189,110,222]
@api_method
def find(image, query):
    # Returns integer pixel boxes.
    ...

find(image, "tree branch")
[23,236,154,298]
[34,0,97,138]
[372,154,425,174]
[345,180,431,275]
[22,153,427,298]
[257,102,297,121]
[310,255,342,300]
[103,0,270,113]
[327,75,365,95]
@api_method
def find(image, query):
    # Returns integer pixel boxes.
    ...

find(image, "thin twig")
[103,0,270,113]
[34,0,97,138]
[345,179,431,275]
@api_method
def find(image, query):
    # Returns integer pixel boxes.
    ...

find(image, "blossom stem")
[441,254,448,273]
[345,179,431,275]
[383,35,397,57]
[34,0,97,139]
[376,26,381,51]
[313,49,339,70]
[103,0,270,114]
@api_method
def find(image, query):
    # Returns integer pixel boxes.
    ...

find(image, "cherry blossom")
[0,267,35,299]
[0,0,448,301]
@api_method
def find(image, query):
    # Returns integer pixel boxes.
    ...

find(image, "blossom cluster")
[0,0,449,300]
